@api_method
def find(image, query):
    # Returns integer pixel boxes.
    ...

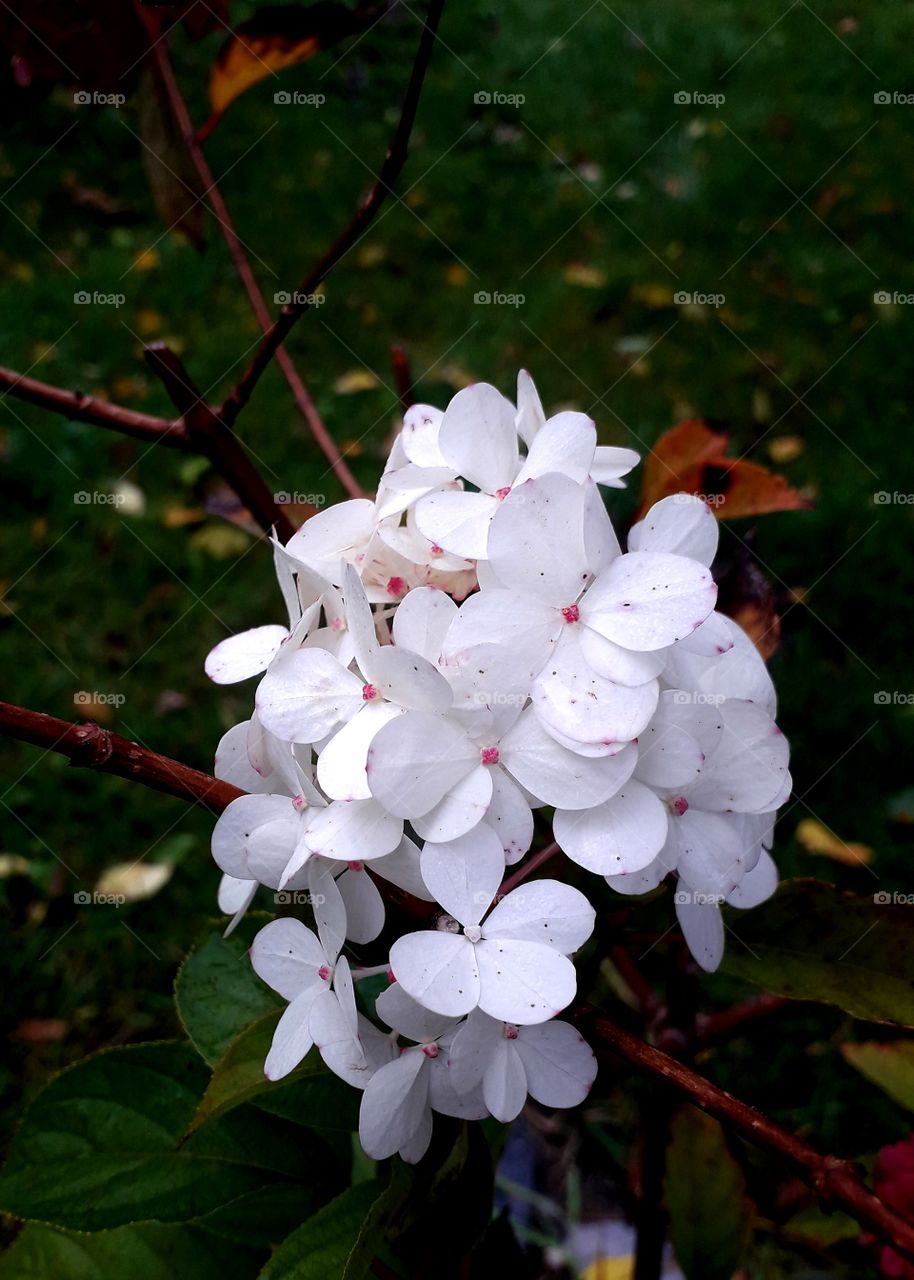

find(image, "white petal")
[256,647,364,744]
[217,874,258,936]
[514,412,596,486]
[484,879,595,954]
[316,702,404,801]
[675,609,736,658]
[205,625,289,685]
[371,834,435,901]
[515,1021,597,1107]
[581,551,717,651]
[211,793,298,884]
[264,986,322,1080]
[410,764,493,843]
[448,1007,504,1093]
[579,626,668,686]
[366,711,477,818]
[591,445,640,486]
[214,721,263,791]
[583,480,623,574]
[628,494,719,565]
[250,917,327,999]
[365,643,453,714]
[485,771,534,864]
[500,709,638,810]
[554,780,669,875]
[675,892,725,973]
[427,1050,490,1120]
[308,987,373,1088]
[389,931,481,1017]
[397,1104,434,1164]
[672,810,757,898]
[487,475,590,606]
[420,826,505,926]
[532,629,659,749]
[415,489,500,560]
[515,369,545,447]
[402,403,446,467]
[307,858,347,959]
[392,586,458,664]
[605,852,672,896]
[305,798,402,862]
[684,700,790,814]
[359,1050,429,1160]
[340,562,379,674]
[727,848,778,908]
[442,590,560,689]
[337,866,385,943]
[437,383,519,491]
[663,614,776,714]
[374,464,455,521]
[284,499,375,583]
[376,981,459,1043]
[482,1039,528,1122]
[475,939,577,1025]
[633,692,710,790]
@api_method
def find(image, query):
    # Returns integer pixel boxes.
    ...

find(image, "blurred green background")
[1,1,913,1271]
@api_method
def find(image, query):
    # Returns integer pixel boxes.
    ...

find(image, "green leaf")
[0,1222,262,1280]
[194,1184,322,1249]
[665,1106,753,1280]
[258,1181,383,1280]
[189,1010,360,1133]
[0,1042,308,1231]
[342,1162,414,1280]
[176,921,280,1066]
[842,1041,914,1111]
[720,879,914,1026]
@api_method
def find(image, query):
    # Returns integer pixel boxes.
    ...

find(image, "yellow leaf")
[189,524,251,559]
[96,862,173,902]
[796,818,873,866]
[333,368,380,395]
[768,435,805,463]
[581,1259,634,1280]
[563,262,607,288]
[133,247,160,272]
[630,283,672,308]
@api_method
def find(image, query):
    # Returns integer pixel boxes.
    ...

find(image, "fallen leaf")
[333,368,380,395]
[189,524,252,559]
[795,818,873,867]
[563,262,607,288]
[767,435,804,463]
[96,861,173,902]
[0,854,30,877]
[637,419,812,520]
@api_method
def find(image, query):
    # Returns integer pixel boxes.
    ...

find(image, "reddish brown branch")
[144,343,294,541]
[219,0,446,427]
[499,840,561,895]
[142,24,364,501]
[697,994,790,1045]
[576,1007,914,1267]
[390,344,415,415]
[0,365,186,448]
[0,700,241,814]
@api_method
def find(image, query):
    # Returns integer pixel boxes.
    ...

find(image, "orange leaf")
[638,419,811,521]
[204,3,382,133]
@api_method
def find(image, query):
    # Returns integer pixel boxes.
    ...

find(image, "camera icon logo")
[274,890,291,904]
[274,291,292,305]
[274,91,291,104]
[874,291,891,304]
[74,491,91,504]
[674,91,692,105]
[473,291,492,304]
[74,91,91,105]
[74,890,91,904]
[874,91,891,104]
[874,891,891,904]
[474,91,492,105]
[673,290,691,304]
[874,492,891,505]
[274,491,291,504]
[74,291,91,304]
[673,889,691,905]
[874,690,891,704]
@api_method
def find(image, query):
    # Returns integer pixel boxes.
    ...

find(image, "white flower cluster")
[207,372,791,1162]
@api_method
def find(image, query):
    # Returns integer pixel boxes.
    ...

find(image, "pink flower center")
[481,745,500,766]
[292,793,306,813]
[330,616,345,633]
[495,486,512,500]
[421,1043,439,1059]
[671,796,689,817]
[562,604,580,624]
[348,860,364,873]
[504,1024,519,1040]
[362,683,378,701]
[386,576,407,598]
[318,964,332,982]
[430,544,444,557]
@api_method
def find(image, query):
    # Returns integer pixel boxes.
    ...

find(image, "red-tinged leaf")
[841,1042,914,1112]
[203,2,383,135]
[638,419,812,521]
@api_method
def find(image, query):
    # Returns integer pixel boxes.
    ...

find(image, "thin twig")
[499,840,560,895]
[0,365,186,447]
[575,1006,914,1267]
[142,20,365,501]
[219,0,446,427]
[390,344,415,415]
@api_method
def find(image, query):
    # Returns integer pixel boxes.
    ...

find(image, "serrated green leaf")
[841,1041,914,1112]
[665,1106,753,1280]
[0,1043,305,1231]
[0,1222,262,1280]
[176,920,280,1066]
[193,1183,322,1249]
[258,1181,382,1280]
[721,879,914,1026]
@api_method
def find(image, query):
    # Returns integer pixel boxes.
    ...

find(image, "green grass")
[1,2,913,1267]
